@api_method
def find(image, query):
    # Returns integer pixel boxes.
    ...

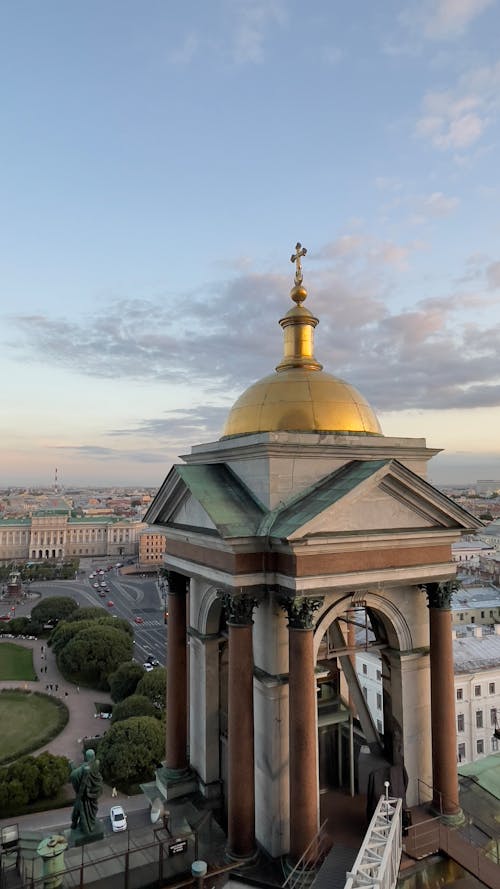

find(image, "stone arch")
[314,589,413,660]
[198,583,224,635]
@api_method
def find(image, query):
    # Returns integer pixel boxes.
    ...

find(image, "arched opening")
[314,592,416,835]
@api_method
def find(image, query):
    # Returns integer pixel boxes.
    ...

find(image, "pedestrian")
[111,786,118,798]
[77,686,80,693]
[45,684,48,691]
[50,683,53,691]
[55,684,58,692]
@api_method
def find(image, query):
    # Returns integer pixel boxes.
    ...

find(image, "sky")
[1,0,500,489]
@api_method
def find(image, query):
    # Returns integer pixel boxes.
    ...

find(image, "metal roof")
[175,464,266,538]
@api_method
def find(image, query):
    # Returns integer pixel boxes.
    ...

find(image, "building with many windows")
[454,626,500,763]
[0,510,145,562]
[138,529,167,567]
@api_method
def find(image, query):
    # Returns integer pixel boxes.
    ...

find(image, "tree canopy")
[58,625,133,689]
[136,668,166,713]
[109,661,145,702]
[30,596,78,629]
[98,717,165,786]
[111,694,158,723]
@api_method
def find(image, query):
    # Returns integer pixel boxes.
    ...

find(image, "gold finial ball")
[290,283,308,305]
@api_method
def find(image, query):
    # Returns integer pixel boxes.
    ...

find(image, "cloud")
[416,61,500,151]
[400,0,494,41]
[487,261,500,289]
[6,241,500,425]
[168,33,200,65]
[421,0,494,39]
[50,445,168,464]
[228,0,286,64]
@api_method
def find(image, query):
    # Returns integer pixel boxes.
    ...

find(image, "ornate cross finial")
[290,242,307,286]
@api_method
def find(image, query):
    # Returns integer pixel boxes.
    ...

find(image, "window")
[376,669,382,681]
[376,719,383,732]
[489,682,495,694]
[377,693,382,710]
[476,710,483,729]
[492,737,499,753]
[456,688,463,701]
[457,714,465,732]
[362,664,367,675]
[477,739,484,755]
[481,611,485,618]
[458,743,466,762]
[474,684,481,697]
[459,613,464,621]
[491,709,497,726]
[362,687,368,700]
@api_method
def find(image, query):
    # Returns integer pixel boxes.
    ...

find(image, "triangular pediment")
[144,463,266,538]
[265,459,482,541]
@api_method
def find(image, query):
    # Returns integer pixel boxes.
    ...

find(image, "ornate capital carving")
[166,570,188,596]
[278,595,323,630]
[425,580,457,610]
[219,591,259,626]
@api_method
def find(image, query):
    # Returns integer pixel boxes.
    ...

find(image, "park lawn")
[0,642,36,680]
[0,690,68,764]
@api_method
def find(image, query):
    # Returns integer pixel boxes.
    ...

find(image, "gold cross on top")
[290,242,307,285]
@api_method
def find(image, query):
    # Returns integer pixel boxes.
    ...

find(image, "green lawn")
[0,690,69,764]
[0,642,36,680]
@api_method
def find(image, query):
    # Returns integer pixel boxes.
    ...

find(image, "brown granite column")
[280,596,323,864]
[166,570,188,773]
[427,581,461,818]
[221,592,258,860]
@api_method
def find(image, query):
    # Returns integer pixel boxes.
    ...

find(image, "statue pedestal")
[68,820,104,847]
[37,835,68,889]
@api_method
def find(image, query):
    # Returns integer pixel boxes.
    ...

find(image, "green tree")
[35,752,69,798]
[109,662,145,702]
[30,596,78,628]
[6,757,40,802]
[136,668,166,713]
[8,616,31,635]
[111,694,158,723]
[59,626,133,688]
[6,778,28,811]
[98,717,165,786]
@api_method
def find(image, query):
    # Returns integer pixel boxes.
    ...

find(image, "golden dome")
[221,243,382,439]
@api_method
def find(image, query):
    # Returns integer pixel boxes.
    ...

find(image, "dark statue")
[70,749,103,835]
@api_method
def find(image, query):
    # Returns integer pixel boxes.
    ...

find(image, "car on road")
[0,615,11,622]
[146,656,160,666]
[107,600,114,607]
[143,662,154,672]
[98,591,106,598]
[134,616,144,624]
[100,582,107,587]
[93,583,99,589]
[110,805,127,832]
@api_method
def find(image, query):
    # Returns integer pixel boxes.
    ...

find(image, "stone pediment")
[265,459,482,541]
[143,463,266,538]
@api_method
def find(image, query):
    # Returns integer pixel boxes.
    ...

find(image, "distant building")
[138,529,166,567]
[451,585,500,627]
[453,626,500,763]
[476,480,500,496]
[452,539,495,565]
[0,509,145,562]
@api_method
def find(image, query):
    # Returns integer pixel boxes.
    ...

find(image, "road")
[7,567,168,668]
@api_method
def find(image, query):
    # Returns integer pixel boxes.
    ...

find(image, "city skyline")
[1,1,500,487]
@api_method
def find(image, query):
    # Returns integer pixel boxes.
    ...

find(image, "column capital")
[219,591,259,626]
[166,570,188,595]
[425,580,457,610]
[278,595,324,630]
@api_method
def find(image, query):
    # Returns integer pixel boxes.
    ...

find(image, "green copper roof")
[175,464,266,538]
[263,459,389,538]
